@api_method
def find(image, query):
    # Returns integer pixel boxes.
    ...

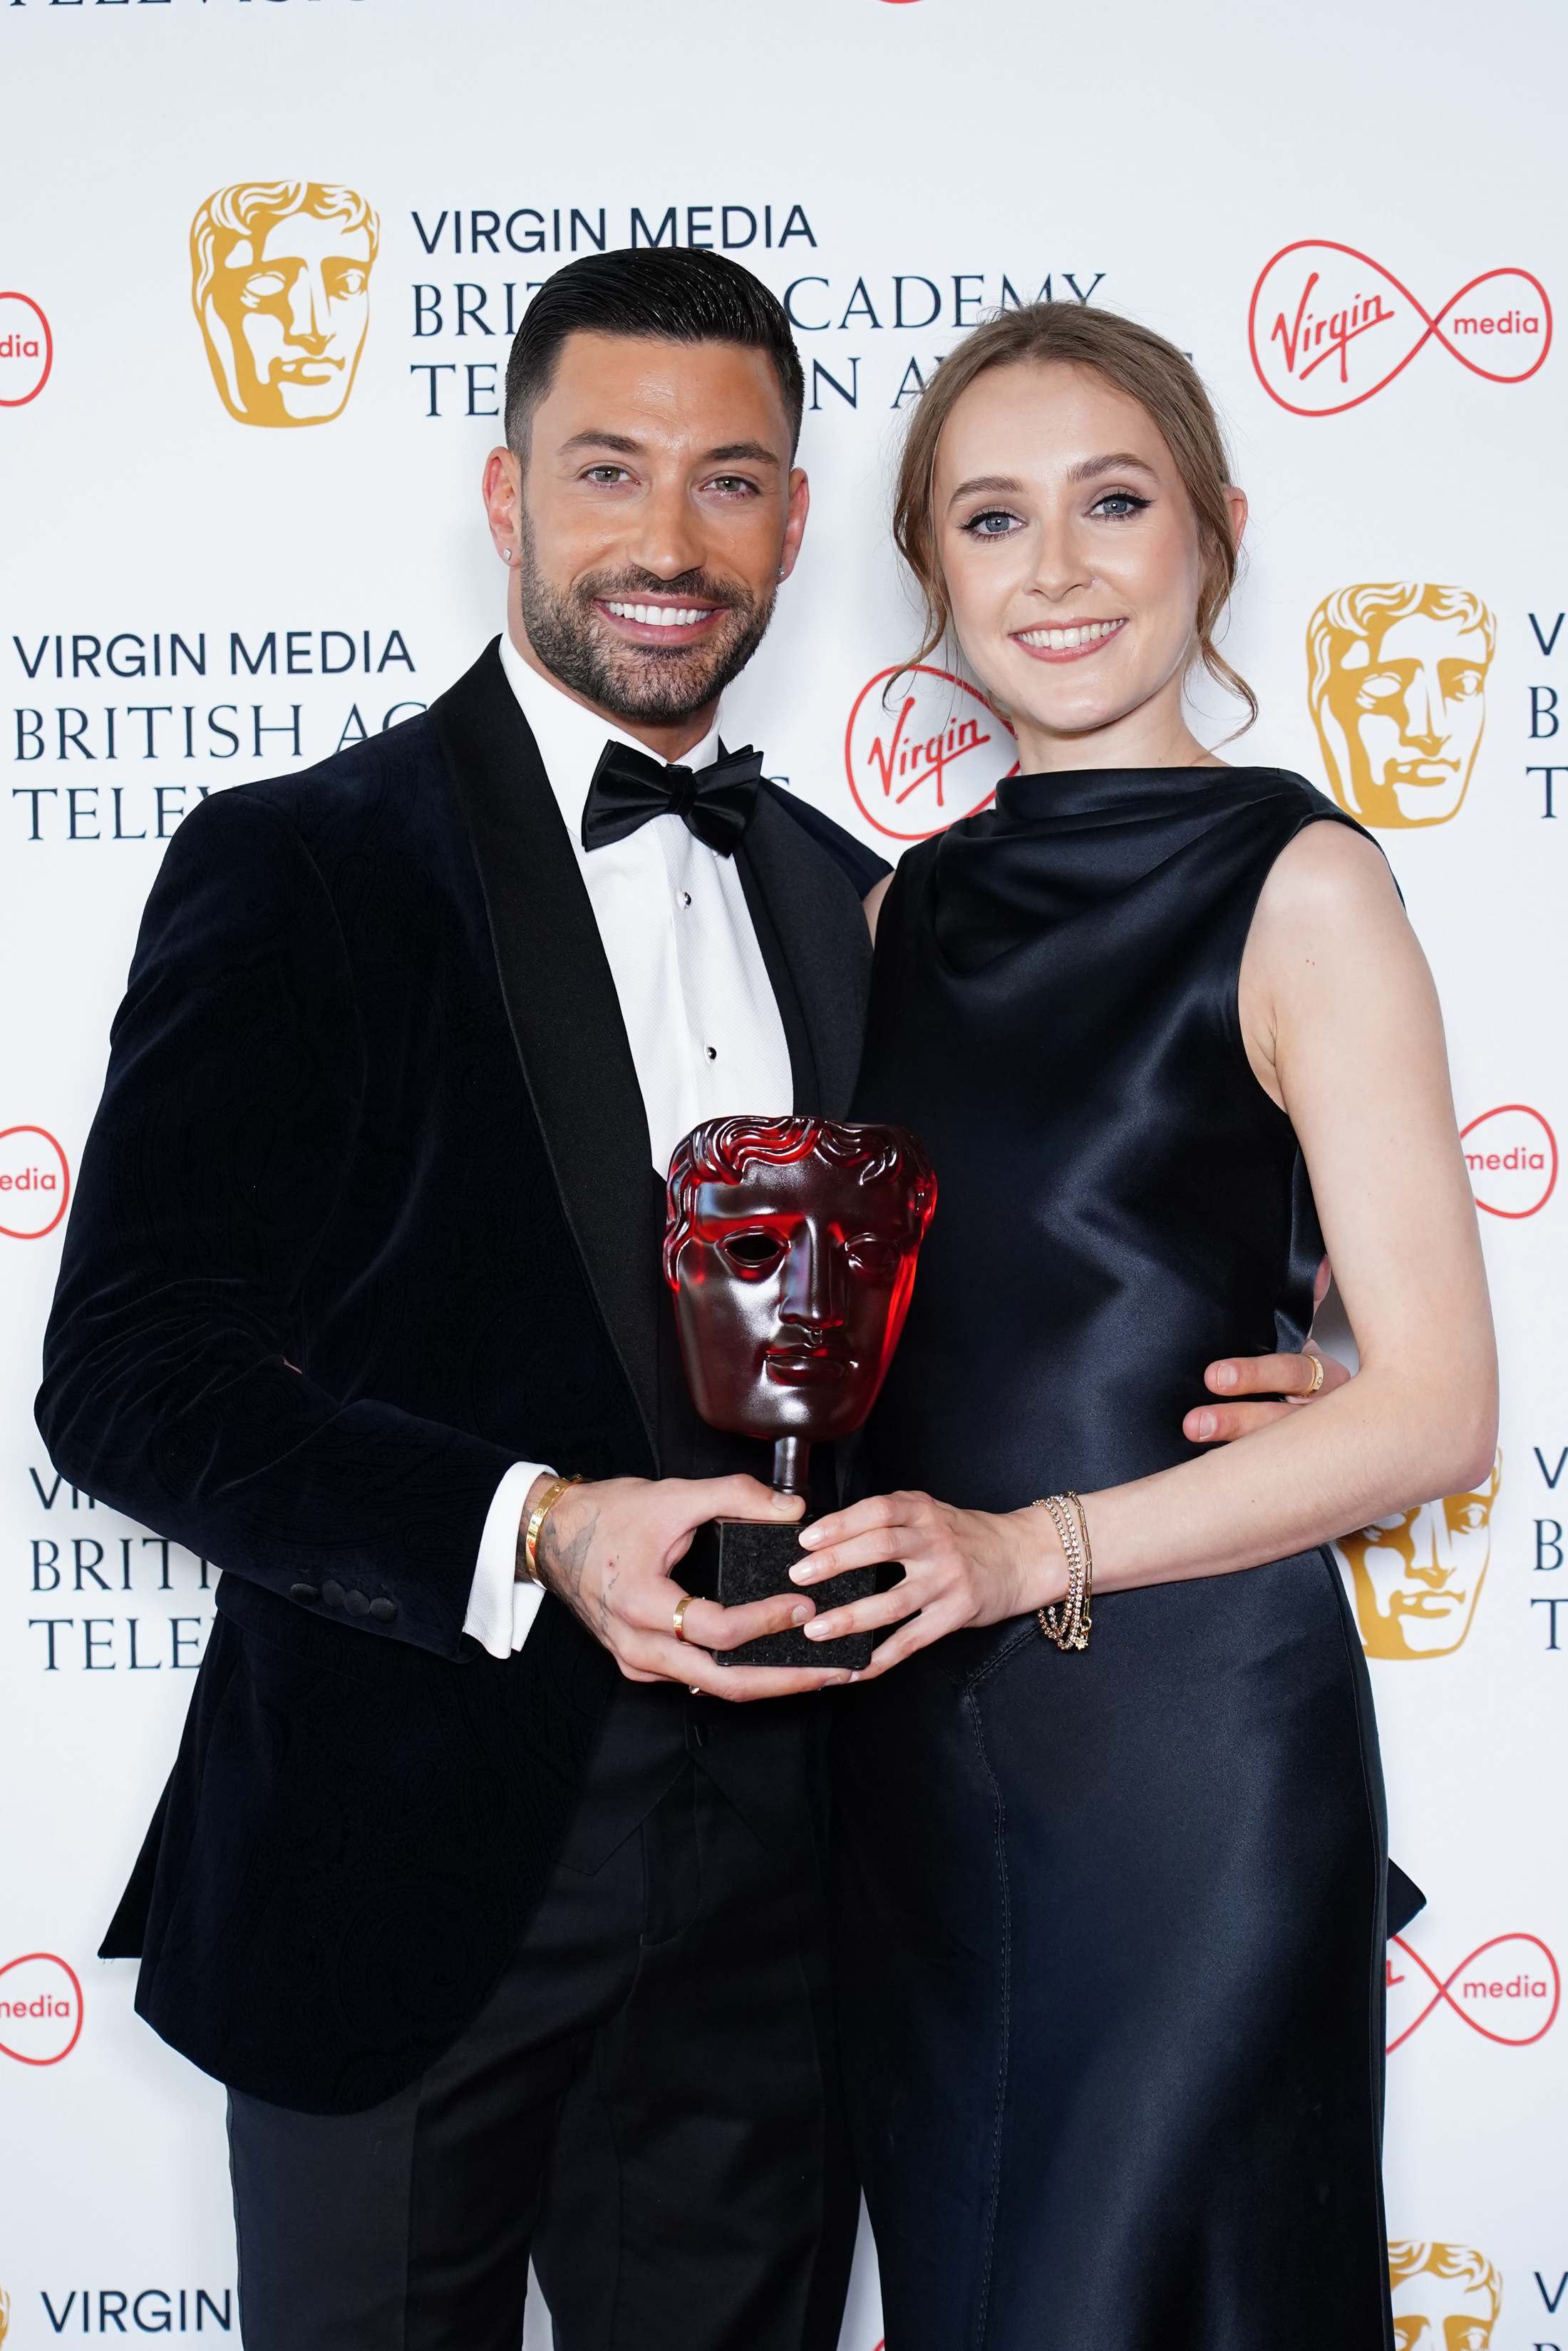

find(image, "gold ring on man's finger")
[1302,1354,1326,1396]
[673,1593,694,1643]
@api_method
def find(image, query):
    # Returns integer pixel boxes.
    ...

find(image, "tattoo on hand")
[537,1502,598,1625]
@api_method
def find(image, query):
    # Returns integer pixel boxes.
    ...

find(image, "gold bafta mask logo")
[191,181,379,427]
[1337,1454,1500,1660]
[1388,2241,1501,2350]
[1307,583,1496,827]
[0,2282,9,2347]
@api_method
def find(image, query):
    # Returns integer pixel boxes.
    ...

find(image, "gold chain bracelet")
[1032,1491,1094,1651]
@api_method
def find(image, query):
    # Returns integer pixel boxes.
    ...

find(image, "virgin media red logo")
[1387,1930,1559,2053]
[1462,1104,1557,1219]
[0,292,53,407]
[1249,242,1551,416]
[845,664,1017,843]
[0,1126,70,1239]
[0,1953,83,2064]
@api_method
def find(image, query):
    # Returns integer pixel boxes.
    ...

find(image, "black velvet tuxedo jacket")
[36,642,881,2114]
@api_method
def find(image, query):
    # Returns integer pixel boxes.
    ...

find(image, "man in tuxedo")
[41,245,880,2351]
[38,245,1334,2350]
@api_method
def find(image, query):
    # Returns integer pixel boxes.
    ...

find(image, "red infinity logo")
[1249,242,1552,416]
[1387,1931,1559,2053]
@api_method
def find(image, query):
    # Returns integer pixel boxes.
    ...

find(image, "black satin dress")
[837,767,1393,2351]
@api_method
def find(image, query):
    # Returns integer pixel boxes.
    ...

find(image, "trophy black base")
[684,1517,875,1670]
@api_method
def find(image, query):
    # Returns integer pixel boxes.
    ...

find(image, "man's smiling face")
[490,331,808,745]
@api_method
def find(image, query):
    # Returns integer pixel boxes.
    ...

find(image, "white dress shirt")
[462,637,795,1659]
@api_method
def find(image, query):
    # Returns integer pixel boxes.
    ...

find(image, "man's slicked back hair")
[504,247,805,462]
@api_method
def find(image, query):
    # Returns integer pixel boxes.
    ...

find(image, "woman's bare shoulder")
[1262,813,1397,907]
[1249,816,1409,966]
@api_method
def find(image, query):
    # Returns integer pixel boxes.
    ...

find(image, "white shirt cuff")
[463,1460,552,1660]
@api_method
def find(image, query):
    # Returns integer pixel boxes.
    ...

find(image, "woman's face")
[932,360,1241,769]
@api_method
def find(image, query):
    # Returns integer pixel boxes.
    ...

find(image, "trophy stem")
[772,1435,810,1498]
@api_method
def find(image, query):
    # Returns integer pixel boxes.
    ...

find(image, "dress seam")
[1319,1542,1397,2347]
[959,1617,1038,1697]
[963,1684,1013,2351]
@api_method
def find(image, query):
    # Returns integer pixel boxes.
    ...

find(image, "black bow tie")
[581,739,765,857]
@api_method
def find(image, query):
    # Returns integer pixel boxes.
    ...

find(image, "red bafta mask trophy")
[664,1114,937,1668]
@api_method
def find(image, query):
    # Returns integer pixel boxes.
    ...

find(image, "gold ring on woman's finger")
[673,1593,694,1643]
[1302,1354,1325,1397]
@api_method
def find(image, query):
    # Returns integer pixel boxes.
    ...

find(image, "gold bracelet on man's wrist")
[520,1473,583,1585]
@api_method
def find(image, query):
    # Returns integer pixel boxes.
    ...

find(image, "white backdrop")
[2,3,1564,2345]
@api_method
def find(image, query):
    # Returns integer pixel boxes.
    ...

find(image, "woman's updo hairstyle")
[893,302,1256,726]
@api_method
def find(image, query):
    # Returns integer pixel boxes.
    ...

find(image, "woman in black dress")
[789,307,1497,2349]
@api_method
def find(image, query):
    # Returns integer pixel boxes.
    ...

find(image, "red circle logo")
[0,293,53,408]
[845,665,1017,842]
[0,1126,71,1239]
[1460,1105,1557,1219]
[0,1953,84,2066]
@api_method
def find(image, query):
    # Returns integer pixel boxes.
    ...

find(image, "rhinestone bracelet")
[1033,1491,1094,1652]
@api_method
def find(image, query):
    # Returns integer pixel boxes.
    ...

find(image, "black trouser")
[228,1756,857,2351]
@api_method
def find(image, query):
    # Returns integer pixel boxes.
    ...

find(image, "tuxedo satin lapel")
[733,849,818,1116]
[736,790,874,1119]
[432,640,660,1456]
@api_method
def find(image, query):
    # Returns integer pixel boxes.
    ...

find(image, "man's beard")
[517,508,776,724]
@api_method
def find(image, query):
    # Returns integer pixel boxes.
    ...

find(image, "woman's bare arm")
[793,820,1498,1674]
